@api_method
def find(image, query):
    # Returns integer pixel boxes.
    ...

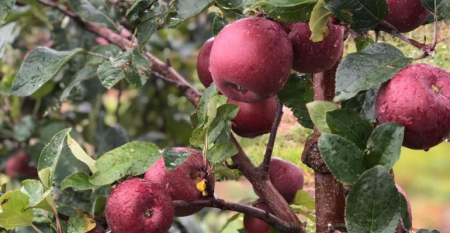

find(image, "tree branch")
[260,99,284,172]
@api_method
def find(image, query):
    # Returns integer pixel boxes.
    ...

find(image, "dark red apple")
[197,38,214,88]
[105,178,174,233]
[375,64,450,150]
[269,158,304,203]
[145,147,215,216]
[396,185,412,233]
[243,202,270,233]
[228,97,277,138]
[209,17,293,103]
[5,150,37,178]
[289,20,344,74]
[385,0,430,33]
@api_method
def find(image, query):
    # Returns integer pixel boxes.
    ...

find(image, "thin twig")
[260,99,284,173]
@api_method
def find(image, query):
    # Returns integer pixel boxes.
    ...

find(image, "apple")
[105,178,174,233]
[4,150,37,178]
[268,158,304,203]
[375,64,450,150]
[385,0,430,33]
[88,222,105,233]
[396,185,412,233]
[243,202,270,233]
[145,147,215,216]
[197,38,214,88]
[209,17,293,103]
[228,97,277,138]
[289,20,344,74]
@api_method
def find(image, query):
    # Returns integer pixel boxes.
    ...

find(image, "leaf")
[262,0,317,23]
[213,13,228,36]
[216,0,245,8]
[291,207,316,222]
[89,142,160,185]
[210,142,237,165]
[20,180,53,212]
[319,134,365,184]
[10,47,84,96]
[326,109,373,150]
[97,60,125,89]
[97,124,130,156]
[421,0,450,20]
[86,45,121,66]
[334,43,413,102]
[246,0,309,7]
[206,95,228,127]
[0,190,33,229]
[197,84,219,125]
[324,0,388,32]
[219,213,242,233]
[306,101,340,133]
[417,230,441,233]
[68,0,118,30]
[345,166,400,233]
[354,35,375,52]
[364,123,404,171]
[0,0,15,23]
[61,173,99,191]
[309,0,332,42]
[162,148,193,171]
[0,22,20,58]
[13,115,38,142]
[126,0,154,27]
[176,0,214,19]
[60,66,97,102]
[67,212,96,233]
[92,195,107,217]
[207,104,239,143]
[278,74,314,129]
[137,19,157,47]
[399,192,412,231]
[67,134,97,173]
[291,190,315,210]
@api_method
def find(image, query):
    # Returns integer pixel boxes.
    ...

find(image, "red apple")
[268,158,304,203]
[385,0,430,33]
[209,17,293,103]
[396,185,412,233]
[376,64,450,150]
[197,38,214,88]
[289,20,344,74]
[105,178,174,233]
[5,150,37,178]
[228,97,277,138]
[243,202,271,233]
[145,147,215,216]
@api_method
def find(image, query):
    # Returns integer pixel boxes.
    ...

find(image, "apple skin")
[375,64,450,150]
[209,17,293,103]
[228,97,277,138]
[385,0,430,33]
[197,38,214,88]
[243,202,271,233]
[396,185,412,233]
[289,20,344,74]
[105,178,174,233]
[145,147,215,217]
[268,158,304,203]
[5,150,37,178]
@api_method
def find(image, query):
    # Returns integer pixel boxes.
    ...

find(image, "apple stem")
[260,99,284,173]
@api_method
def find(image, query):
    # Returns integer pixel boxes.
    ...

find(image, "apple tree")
[0,0,449,233]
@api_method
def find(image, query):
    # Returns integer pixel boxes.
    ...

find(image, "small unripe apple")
[269,158,304,203]
[376,64,450,150]
[289,20,344,74]
[197,38,214,88]
[5,150,37,178]
[210,17,293,103]
[243,202,270,233]
[105,178,174,233]
[228,97,277,138]
[145,147,215,216]
[385,0,430,33]
[396,185,412,233]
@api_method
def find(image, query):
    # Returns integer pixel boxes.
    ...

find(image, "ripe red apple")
[289,20,344,74]
[268,158,304,203]
[197,38,214,88]
[105,178,174,233]
[145,147,215,216]
[209,17,293,103]
[243,202,270,233]
[385,0,430,33]
[5,150,37,178]
[375,64,450,150]
[396,185,412,233]
[229,97,277,138]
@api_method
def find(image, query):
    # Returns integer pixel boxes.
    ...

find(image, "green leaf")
[67,134,97,173]
[60,66,97,102]
[97,124,130,156]
[246,0,308,7]
[219,213,242,233]
[334,43,413,101]
[306,101,339,133]
[89,142,160,185]
[278,74,314,129]
[206,95,228,127]
[417,230,441,233]
[13,115,38,142]
[207,104,239,143]
[309,0,331,42]
[162,147,193,171]
[126,0,154,27]
[38,168,52,190]
[290,206,316,222]
[291,190,315,210]
[97,60,125,89]
[137,19,157,47]
[354,35,375,52]
[324,0,388,32]
[10,47,84,96]
[364,123,404,171]
[92,195,107,217]
[61,172,99,191]
[20,180,53,212]
[345,166,400,233]
[86,45,121,66]
[319,134,365,184]
[68,0,118,30]
[0,0,15,23]
[216,0,245,8]
[210,142,237,164]
[67,212,96,233]
[197,83,219,125]
[176,0,214,19]
[399,192,412,231]
[262,0,317,23]
[0,190,33,229]
[326,109,373,150]
[213,13,228,36]
[421,0,450,20]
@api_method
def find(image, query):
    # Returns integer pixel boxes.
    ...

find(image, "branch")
[260,99,284,172]
[174,199,299,233]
